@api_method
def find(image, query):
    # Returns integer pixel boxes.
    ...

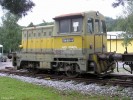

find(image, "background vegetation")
[0,12,53,53]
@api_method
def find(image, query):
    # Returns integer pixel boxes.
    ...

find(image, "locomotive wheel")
[65,63,80,78]
[27,63,39,73]
[27,68,39,74]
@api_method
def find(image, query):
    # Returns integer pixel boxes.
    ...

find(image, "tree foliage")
[105,17,118,31]
[0,12,21,53]
[119,33,132,47]
[0,0,35,17]
[37,22,54,26]
[110,0,133,32]
[112,0,125,7]
[27,21,54,27]
[28,22,34,27]
[112,0,133,8]
[111,0,133,49]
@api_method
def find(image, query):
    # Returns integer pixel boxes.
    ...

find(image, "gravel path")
[0,73,133,99]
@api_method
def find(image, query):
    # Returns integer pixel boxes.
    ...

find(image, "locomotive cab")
[52,11,115,77]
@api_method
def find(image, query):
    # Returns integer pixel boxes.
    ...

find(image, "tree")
[0,0,35,17]
[110,0,133,53]
[105,17,118,31]
[0,12,21,53]
[112,0,133,8]
[118,17,133,53]
[111,0,133,32]
[112,0,125,7]
[28,22,34,27]
[37,21,54,26]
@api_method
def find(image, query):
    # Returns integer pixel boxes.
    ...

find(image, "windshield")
[94,19,106,34]
[100,20,106,33]
[87,18,94,33]
[59,18,83,33]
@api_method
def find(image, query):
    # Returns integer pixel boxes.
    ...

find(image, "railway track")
[0,67,133,87]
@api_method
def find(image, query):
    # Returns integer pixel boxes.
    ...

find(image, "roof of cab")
[53,11,102,20]
[53,12,84,20]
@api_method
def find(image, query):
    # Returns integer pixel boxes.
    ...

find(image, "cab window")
[58,18,82,34]
[71,18,82,32]
[59,19,70,33]
[87,18,94,33]
[100,20,106,33]
[95,19,100,33]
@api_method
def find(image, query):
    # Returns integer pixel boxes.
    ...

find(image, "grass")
[0,77,128,100]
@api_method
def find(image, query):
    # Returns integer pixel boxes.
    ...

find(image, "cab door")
[94,19,106,53]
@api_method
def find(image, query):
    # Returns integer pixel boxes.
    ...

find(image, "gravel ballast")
[0,73,133,99]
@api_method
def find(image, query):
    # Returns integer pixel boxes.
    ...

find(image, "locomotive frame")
[12,11,133,77]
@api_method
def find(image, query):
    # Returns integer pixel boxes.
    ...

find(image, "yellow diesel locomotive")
[13,11,116,77]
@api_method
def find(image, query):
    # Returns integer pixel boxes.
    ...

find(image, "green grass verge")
[0,77,128,100]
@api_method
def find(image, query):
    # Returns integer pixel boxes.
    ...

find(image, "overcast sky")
[0,0,123,26]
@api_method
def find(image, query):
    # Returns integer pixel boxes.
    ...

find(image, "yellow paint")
[22,38,53,49]
[21,35,106,51]
[107,39,133,53]
[22,35,133,53]
[22,35,106,52]
[84,35,107,49]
